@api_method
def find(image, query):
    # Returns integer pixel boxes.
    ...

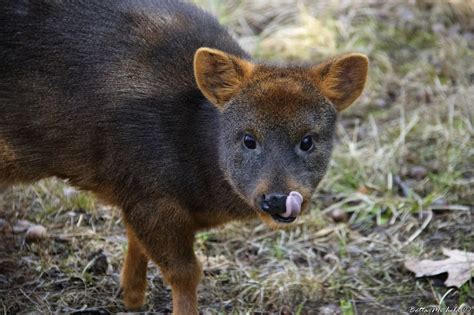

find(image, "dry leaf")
[404,248,474,288]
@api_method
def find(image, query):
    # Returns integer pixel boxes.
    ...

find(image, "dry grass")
[1,0,473,314]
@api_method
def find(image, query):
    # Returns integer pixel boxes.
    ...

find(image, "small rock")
[409,166,428,180]
[13,219,33,233]
[25,225,48,242]
[319,304,341,315]
[328,208,349,223]
[0,219,13,235]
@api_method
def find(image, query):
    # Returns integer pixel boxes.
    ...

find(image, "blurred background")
[1,0,473,313]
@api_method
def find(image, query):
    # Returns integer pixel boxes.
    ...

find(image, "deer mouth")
[260,191,303,224]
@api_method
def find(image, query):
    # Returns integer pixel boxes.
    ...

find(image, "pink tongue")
[281,191,303,218]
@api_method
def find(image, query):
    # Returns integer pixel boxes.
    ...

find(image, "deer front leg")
[121,226,149,310]
[123,200,202,315]
[160,248,202,315]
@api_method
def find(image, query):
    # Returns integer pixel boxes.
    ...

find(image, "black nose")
[260,193,287,215]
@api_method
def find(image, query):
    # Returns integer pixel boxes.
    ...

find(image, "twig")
[403,210,433,247]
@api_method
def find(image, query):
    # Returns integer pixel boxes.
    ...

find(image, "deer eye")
[300,135,313,152]
[243,134,257,150]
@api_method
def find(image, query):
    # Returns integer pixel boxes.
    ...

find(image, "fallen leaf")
[404,248,474,288]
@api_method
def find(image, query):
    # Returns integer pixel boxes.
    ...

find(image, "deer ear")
[310,53,368,111]
[194,47,254,108]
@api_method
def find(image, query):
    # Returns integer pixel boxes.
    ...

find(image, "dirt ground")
[1,0,473,314]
